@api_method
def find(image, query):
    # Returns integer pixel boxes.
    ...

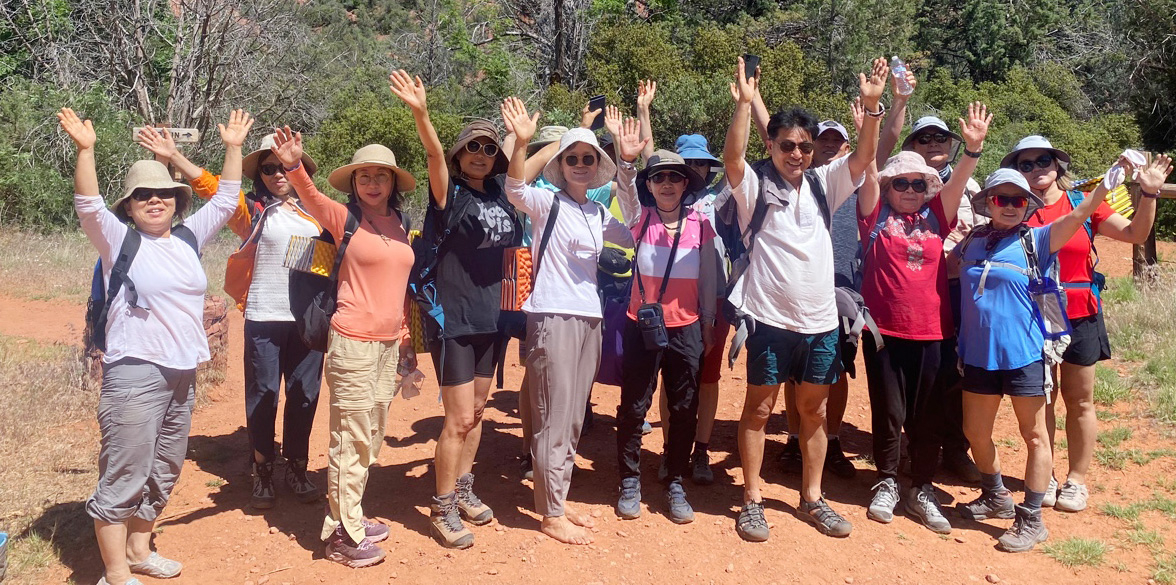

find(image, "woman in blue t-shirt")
[951,168,1109,553]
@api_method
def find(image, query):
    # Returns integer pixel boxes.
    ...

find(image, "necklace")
[364,213,393,245]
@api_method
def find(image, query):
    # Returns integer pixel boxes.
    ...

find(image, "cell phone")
[587,95,607,131]
[742,54,761,81]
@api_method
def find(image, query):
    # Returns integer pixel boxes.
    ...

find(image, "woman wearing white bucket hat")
[501,96,635,545]
[1011,135,1173,513]
[270,128,416,568]
[59,107,249,585]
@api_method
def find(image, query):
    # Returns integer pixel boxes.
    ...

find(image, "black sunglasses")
[916,133,952,145]
[464,141,500,157]
[130,189,177,202]
[650,172,685,184]
[1016,154,1055,173]
[259,163,285,176]
[991,194,1029,209]
[563,154,597,167]
[891,178,928,193]
[776,140,815,154]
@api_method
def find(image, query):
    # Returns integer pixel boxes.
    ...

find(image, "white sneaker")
[1041,476,1058,508]
[867,477,900,523]
[1055,479,1088,512]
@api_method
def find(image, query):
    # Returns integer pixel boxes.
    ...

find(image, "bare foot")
[541,515,594,545]
[565,505,596,529]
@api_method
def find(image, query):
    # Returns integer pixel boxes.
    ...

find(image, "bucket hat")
[816,121,849,142]
[901,116,962,151]
[878,151,943,202]
[636,150,706,207]
[528,125,569,156]
[540,128,617,190]
[447,119,508,176]
[113,160,193,223]
[674,134,721,163]
[243,133,317,182]
[971,168,1045,219]
[999,135,1072,172]
[327,144,417,194]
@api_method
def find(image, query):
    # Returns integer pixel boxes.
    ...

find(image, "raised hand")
[389,70,428,113]
[858,57,889,109]
[958,102,993,150]
[580,100,602,130]
[636,79,657,112]
[1138,154,1174,195]
[136,126,180,161]
[269,126,304,168]
[603,105,623,137]
[218,109,254,147]
[891,68,917,99]
[57,108,96,150]
[616,117,649,163]
[850,96,865,134]
[501,97,539,144]
[733,57,759,105]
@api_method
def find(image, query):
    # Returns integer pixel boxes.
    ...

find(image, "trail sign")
[132,127,201,144]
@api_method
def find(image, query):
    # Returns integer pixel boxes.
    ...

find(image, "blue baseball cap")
[674,134,720,163]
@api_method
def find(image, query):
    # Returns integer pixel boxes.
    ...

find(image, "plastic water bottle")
[890,56,914,96]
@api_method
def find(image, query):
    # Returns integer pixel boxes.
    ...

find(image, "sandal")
[128,551,182,579]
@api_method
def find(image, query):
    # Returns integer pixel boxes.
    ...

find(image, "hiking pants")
[243,319,324,463]
[863,334,949,487]
[616,319,701,483]
[86,358,195,524]
[319,329,399,544]
[526,313,601,517]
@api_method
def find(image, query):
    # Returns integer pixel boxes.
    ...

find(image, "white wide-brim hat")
[540,128,617,190]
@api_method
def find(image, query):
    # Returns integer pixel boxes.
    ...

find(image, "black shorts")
[1062,313,1111,367]
[430,333,501,386]
[962,361,1046,398]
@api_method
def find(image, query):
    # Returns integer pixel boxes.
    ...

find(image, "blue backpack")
[1064,189,1106,306]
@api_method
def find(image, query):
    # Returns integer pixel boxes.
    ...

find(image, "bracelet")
[963,147,982,159]
[284,161,302,173]
[865,103,886,118]
[1142,190,1159,199]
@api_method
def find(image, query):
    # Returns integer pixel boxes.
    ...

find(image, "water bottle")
[890,56,914,96]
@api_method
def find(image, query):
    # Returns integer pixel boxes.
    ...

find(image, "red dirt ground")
[7,237,1176,585]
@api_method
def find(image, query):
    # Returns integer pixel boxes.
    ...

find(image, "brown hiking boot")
[455,473,493,525]
[430,492,474,549]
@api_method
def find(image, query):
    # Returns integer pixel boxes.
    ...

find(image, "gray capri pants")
[85,358,196,524]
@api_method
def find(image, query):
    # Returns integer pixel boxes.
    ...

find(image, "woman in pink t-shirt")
[857,103,991,535]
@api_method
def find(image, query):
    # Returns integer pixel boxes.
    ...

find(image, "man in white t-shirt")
[722,56,889,541]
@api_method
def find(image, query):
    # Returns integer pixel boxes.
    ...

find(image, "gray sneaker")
[958,489,1016,520]
[867,478,900,523]
[665,480,695,524]
[798,497,852,537]
[906,485,952,534]
[285,458,321,503]
[1042,476,1058,508]
[735,501,770,542]
[616,476,641,519]
[1055,479,1088,512]
[251,460,276,509]
[997,504,1049,552]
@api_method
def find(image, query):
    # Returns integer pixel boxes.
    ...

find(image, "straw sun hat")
[327,144,417,194]
[112,160,193,222]
[243,133,318,182]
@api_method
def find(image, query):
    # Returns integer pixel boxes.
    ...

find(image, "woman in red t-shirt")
[857,103,991,535]
[1011,135,1173,513]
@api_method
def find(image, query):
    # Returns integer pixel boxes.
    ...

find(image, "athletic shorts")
[430,333,501,386]
[1061,313,1111,367]
[746,322,840,387]
[962,361,1046,398]
[700,312,733,384]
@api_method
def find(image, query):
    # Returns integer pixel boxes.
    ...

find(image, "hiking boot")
[362,517,389,544]
[1042,476,1059,508]
[616,477,642,519]
[691,449,714,486]
[324,525,385,568]
[666,480,694,524]
[285,458,321,503]
[455,473,493,525]
[519,453,534,481]
[251,460,276,509]
[824,437,856,479]
[906,485,952,534]
[777,435,803,474]
[798,497,852,537]
[735,501,770,542]
[867,477,900,523]
[997,504,1049,552]
[429,492,474,549]
[942,448,982,483]
[1055,480,1089,512]
[957,489,1016,520]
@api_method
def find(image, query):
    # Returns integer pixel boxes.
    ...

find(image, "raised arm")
[58,108,99,198]
[749,74,770,147]
[614,116,649,227]
[136,126,203,182]
[1096,154,1173,244]
[876,71,916,168]
[390,70,449,208]
[501,111,552,184]
[1049,182,1110,254]
[845,58,889,182]
[216,109,250,184]
[503,97,540,185]
[723,57,758,193]
[852,97,884,217]
[939,102,992,225]
[636,79,657,163]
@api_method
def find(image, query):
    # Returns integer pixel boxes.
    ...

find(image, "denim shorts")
[746,321,840,386]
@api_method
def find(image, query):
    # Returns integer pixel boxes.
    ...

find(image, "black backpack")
[85,225,199,352]
[288,202,362,352]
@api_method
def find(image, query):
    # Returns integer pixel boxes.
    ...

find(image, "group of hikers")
[56,53,1173,584]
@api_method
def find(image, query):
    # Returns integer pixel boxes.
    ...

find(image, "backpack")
[85,225,199,353]
[1064,189,1107,307]
[288,202,362,352]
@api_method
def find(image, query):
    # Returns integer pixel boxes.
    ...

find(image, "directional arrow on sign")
[132,127,202,144]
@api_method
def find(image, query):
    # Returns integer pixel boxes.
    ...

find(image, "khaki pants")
[319,329,399,543]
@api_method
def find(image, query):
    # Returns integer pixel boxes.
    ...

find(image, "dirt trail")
[7,238,1176,584]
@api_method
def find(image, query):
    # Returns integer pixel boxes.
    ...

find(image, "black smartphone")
[587,95,607,131]
[742,54,761,81]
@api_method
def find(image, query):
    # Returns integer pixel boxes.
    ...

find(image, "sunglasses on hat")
[1016,153,1055,173]
[464,141,500,157]
[775,140,815,154]
[649,172,685,184]
[990,194,1030,209]
[891,178,928,193]
[916,133,951,145]
[563,154,597,167]
[130,190,177,202]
